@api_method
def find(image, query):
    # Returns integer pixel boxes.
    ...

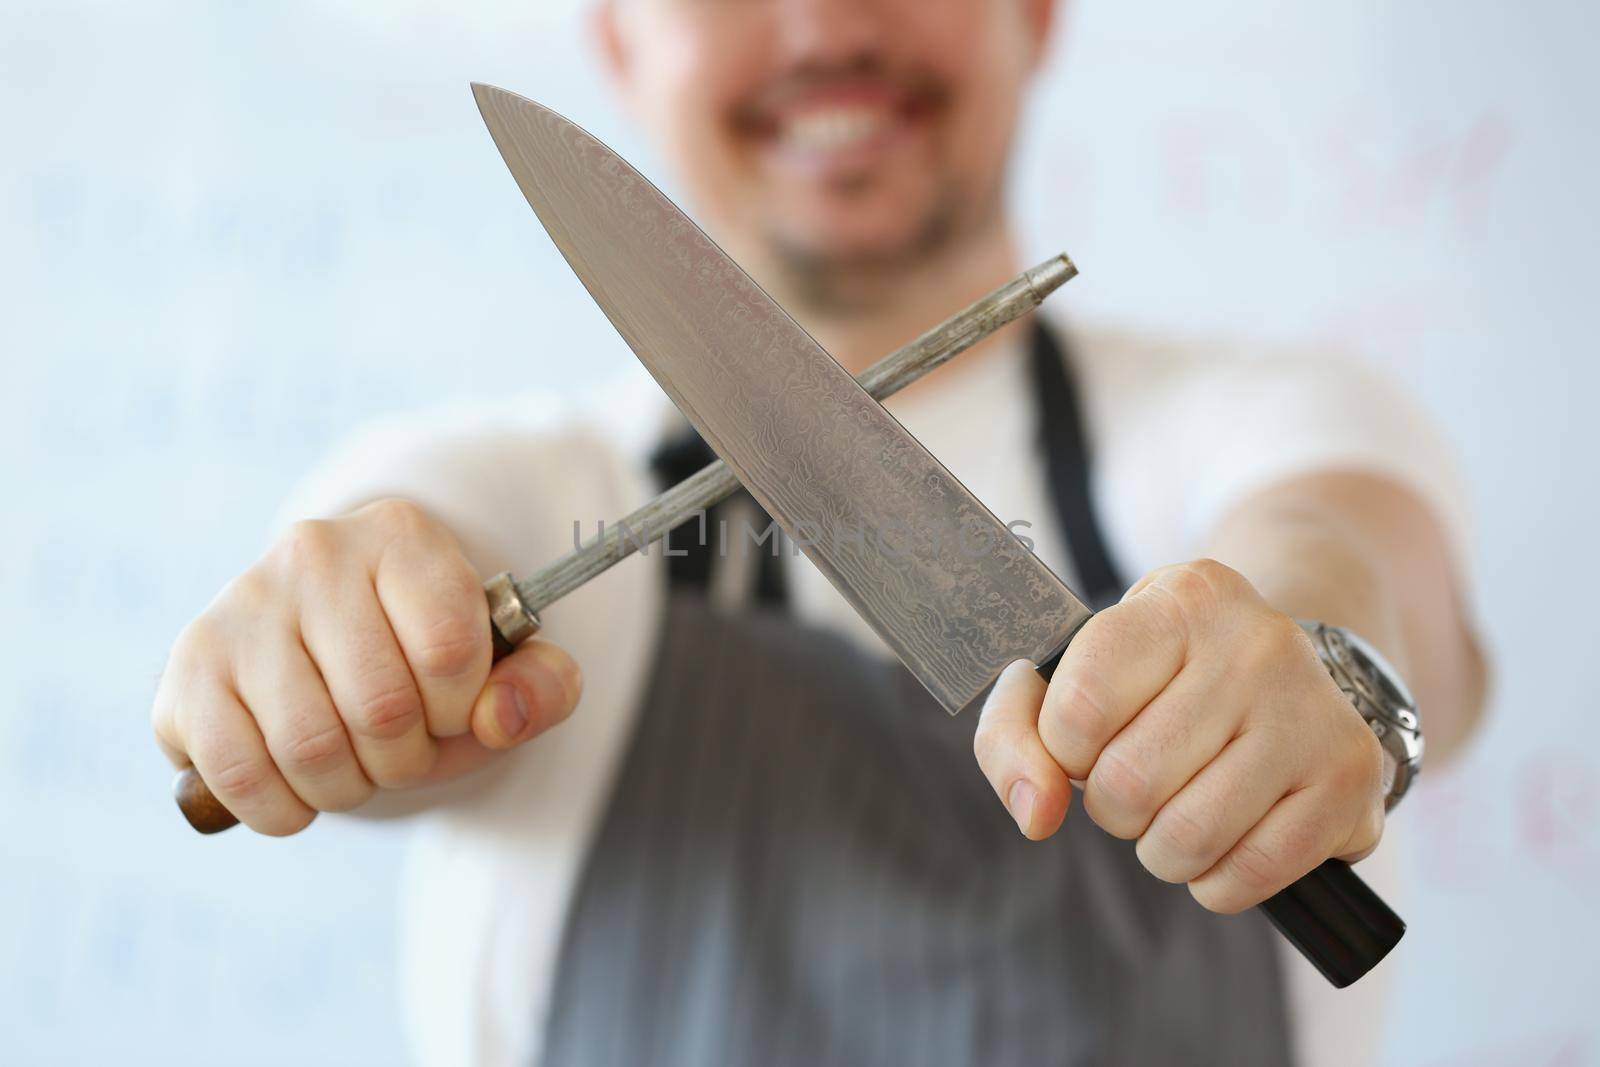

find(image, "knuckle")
[346,680,424,740]
[1168,560,1224,607]
[1153,559,1245,627]
[1278,812,1326,865]
[1238,611,1304,676]
[173,611,225,657]
[1185,557,1243,593]
[224,565,278,614]
[1348,801,1386,857]
[1145,575,1208,634]
[1264,611,1308,659]
[149,692,173,740]
[280,720,351,777]
[1208,819,1325,911]
[1084,747,1154,836]
[1227,839,1281,894]
[1141,803,1221,881]
[1331,724,1385,799]
[1041,674,1117,775]
[972,722,1020,774]
[208,753,277,805]
[1266,609,1308,649]
[971,722,1000,766]
[277,519,341,572]
[365,497,432,540]
[1188,876,1245,915]
[409,614,485,681]
[1203,839,1285,912]
[165,620,229,691]
[1137,838,1192,885]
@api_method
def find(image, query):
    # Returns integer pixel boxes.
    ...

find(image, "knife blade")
[473,85,1407,988]
[473,83,1092,713]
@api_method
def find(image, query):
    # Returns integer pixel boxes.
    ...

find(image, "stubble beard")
[763,177,1000,319]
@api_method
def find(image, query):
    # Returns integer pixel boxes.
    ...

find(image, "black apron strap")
[649,429,790,607]
[1028,321,1129,609]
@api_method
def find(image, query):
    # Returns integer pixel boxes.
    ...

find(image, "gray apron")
[540,325,1293,1066]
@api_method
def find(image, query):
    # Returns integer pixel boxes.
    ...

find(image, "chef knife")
[473,83,1406,988]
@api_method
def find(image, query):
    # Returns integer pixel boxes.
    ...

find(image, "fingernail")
[494,683,529,740]
[529,661,570,722]
[1008,780,1037,836]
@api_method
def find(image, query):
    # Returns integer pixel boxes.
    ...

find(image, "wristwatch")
[1297,620,1424,811]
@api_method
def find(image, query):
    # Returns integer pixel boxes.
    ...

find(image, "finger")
[152,616,223,770]
[1134,732,1297,885]
[1081,659,1245,839]
[1038,586,1189,780]
[972,660,1072,839]
[423,733,504,785]
[237,631,375,813]
[152,678,189,770]
[1188,785,1360,914]
[299,571,437,789]
[470,638,584,750]
[181,677,316,837]
[373,530,492,739]
[153,723,186,770]
[1119,563,1173,602]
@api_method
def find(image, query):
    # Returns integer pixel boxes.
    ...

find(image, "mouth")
[732,75,946,179]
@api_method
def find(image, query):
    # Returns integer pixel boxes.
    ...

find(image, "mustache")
[729,56,950,131]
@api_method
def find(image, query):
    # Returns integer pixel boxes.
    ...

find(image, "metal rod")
[515,252,1078,614]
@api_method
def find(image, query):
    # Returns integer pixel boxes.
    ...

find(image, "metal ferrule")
[485,571,542,652]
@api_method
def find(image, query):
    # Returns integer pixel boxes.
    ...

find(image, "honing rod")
[173,253,1077,834]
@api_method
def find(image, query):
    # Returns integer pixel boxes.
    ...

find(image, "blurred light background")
[2,0,1596,1063]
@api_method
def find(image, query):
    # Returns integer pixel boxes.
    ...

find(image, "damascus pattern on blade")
[474,85,1091,712]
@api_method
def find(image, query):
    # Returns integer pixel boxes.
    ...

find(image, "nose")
[772,0,887,66]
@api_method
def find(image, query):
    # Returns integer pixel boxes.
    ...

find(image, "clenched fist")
[151,498,582,836]
[973,558,1386,914]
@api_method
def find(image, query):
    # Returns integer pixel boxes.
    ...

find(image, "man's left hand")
[973,559,1387,913]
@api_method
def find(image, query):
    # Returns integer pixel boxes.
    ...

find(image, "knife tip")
[471,82,521,112]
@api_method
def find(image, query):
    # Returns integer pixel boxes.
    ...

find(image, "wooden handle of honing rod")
[173,576,535,834]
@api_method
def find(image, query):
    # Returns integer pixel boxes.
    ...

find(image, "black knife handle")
[1033,649,1404,987]
[1257,858,1404,986]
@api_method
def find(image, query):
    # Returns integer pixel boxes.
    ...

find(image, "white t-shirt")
[279,314,1470,1067]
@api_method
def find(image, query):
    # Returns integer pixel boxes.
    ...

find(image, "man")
[152,1,1486,1064]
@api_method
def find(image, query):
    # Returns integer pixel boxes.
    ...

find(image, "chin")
[771,200,950,267]
[788,226,920,263]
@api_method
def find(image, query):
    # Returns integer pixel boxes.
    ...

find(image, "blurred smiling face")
[597,0,1053,301]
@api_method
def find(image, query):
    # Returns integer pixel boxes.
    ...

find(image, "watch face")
[1331,627,1417,714]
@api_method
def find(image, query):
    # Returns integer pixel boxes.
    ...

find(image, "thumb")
[469,638,584,750]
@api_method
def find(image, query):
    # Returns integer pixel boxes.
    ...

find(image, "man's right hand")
[150,498,583,836]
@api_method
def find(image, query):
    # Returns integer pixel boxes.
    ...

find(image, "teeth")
[779,108,889,154]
